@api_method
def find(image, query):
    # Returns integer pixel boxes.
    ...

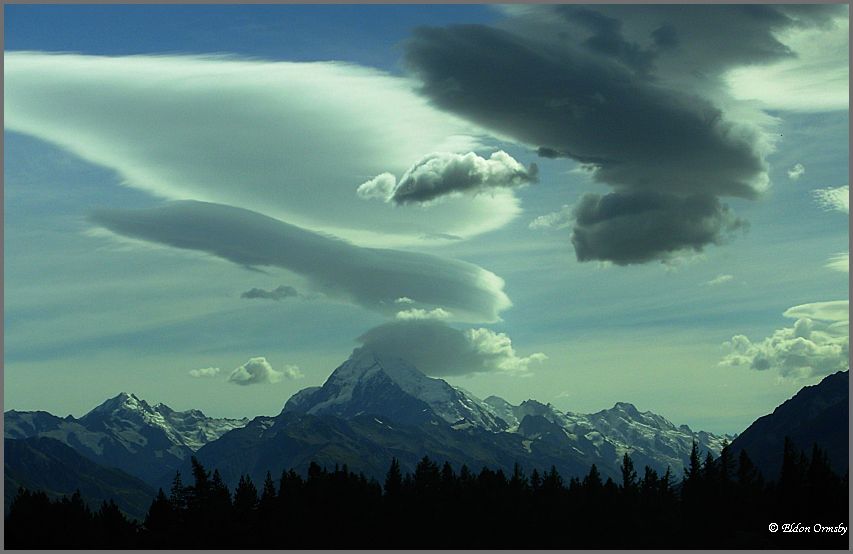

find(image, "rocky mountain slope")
[730,370,848,479]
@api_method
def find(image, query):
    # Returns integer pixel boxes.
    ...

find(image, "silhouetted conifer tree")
[384,457,403,496]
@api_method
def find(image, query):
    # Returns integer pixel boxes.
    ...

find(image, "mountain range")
[5,347,846,519]
[5,394,247,484]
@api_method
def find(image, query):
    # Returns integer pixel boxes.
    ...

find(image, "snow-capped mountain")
[283,347,507,432]
[80,392,249,451]
[283,348,732,476]
[478,396,732,475]
[4,393,248,484]
[5,350,736,486]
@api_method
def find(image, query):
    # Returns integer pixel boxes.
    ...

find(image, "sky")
[4,4,849,434]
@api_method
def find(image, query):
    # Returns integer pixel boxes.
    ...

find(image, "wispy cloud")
[241,285,299,301]
[825,252,848,273]
[4,52,521,247]
[529,205,573,230]
[787,163,805,180]
[395,307,452,321]
[703,274,734,287]
[813,185,849,214]
[89,201,512,323]
[188,367,221,378]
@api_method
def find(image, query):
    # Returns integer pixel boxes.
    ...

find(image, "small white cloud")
[721,300,849,380]
[813,185,849,214]
[465,327,548,374]
[787,163,805,180]
[228,357,285,386]
[394,297,415,305]
[529,205,573,230]
[395,307,452,321]
[359,151,536,205]
[280,365,305,380]
[188,367,221,378]
[356,172,397,201]
[825,252,849,273]
[703,274,734,286]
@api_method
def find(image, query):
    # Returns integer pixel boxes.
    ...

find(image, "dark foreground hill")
[4,437,155,521]
[730,370,848,479]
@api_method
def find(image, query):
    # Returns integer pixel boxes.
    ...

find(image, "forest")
[5,438,848,549]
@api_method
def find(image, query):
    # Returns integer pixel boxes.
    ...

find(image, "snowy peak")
[84,392,149,417]
[69,393,248,452]
[283,347,507,432]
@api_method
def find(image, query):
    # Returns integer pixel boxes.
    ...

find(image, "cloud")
[228,356,303,385]
[825,253,848,273]
[813,185,849,213]
[724,14,849,112]
[358,151,537,205]
[357,320,547,376]
[787,163,805,180]
[703,274,734,286]
[783,300,849,322]
[529,205,573,230]
[721,300,849,380]
[4,52,523,247]
[570,192,747,265]
[89,201,511,323]
[279,365,306,380]
[395,307,452,321]
[394,297,415,305]
[188,367,221,378]
[402,5,843,263]
[240,285,299,301]
[356,173,397,201]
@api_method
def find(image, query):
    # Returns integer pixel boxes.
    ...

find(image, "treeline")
[5,439,848,549]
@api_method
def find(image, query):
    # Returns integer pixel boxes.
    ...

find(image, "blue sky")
[4,5,848,433]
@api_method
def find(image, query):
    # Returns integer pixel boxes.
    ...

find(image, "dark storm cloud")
[405,23,765,199]
[570,192,747,265]
[357,319,546,377]
[89,201,511,323]
[403,5,844,264]
[240,285,299,301]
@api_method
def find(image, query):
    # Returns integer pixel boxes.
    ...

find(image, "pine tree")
[736,449,760,488]
[143,489,174,546]
[510,462,529,491]
[188,456,212,509]
[620,452,638,494]
[779,437,806,499]
[640,466,659,502]
[211,469,232,509]
[234,474,259,514]
[169,470,187,512]
[718,441,734,485]
[260,471,277,510]
[530,468,542,492]
[583,464,602,492]
[384,457,403,497]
